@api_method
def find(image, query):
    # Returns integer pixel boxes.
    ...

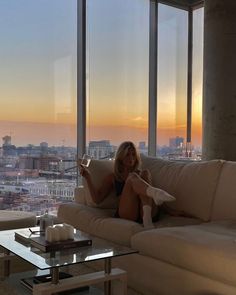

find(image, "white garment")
[146,186,175,205]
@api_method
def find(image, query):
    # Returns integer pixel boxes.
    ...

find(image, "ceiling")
[159,0,204,10]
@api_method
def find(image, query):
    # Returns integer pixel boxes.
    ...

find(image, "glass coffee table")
[0,227,138,295]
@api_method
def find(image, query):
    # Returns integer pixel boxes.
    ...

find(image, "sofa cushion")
[131,221,236,286]
[57,202,114,225]
[141,154,224,221]
[211,161,236,220]
[0,210,36,230]
[173,160,223,221]
[82,159,119,209]
[74,186,86,204]
[58,203,142,246]
[141,154,185,195]
[58,202,201,247]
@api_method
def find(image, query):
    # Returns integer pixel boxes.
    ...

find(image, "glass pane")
[192,7,204,160]
[86,0,149,157]
[157,4,188,160]
[0,228,137,270]
[0,0,77,214]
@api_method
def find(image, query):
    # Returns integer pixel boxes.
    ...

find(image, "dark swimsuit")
[114,179,125,197]
[113,178,160,224]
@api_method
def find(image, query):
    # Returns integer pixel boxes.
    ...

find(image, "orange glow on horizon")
[0,118,202,147]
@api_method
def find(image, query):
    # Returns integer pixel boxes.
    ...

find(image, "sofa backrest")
[79,159,119,209]
[76,155,225,220]
[211,161,236,220]
[141,154,224,221]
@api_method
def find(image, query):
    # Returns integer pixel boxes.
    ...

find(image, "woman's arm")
[80,166,114,204]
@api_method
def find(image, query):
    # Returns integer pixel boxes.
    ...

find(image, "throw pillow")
[82,159,119,209]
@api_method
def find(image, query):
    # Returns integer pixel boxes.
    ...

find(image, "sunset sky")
[0,0,203,148]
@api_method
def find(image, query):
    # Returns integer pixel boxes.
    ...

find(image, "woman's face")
[122,148,136,168]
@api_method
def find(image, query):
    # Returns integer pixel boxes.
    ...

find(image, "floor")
[5,270,104,295]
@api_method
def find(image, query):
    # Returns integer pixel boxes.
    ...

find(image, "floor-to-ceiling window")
[192,7,204,159]
[157,4,188,159]
[0,0,77,214]
[0,0,204,213]
[86,0,150,157]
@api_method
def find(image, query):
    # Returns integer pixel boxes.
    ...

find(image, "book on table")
[21,272,74,291]
[15,228,92,252]
[30,235,92,252]
[15,228,39,246]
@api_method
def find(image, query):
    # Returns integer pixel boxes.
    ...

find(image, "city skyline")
[0,131,200,151]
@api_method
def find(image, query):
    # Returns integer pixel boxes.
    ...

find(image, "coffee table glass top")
[0,227,137,270]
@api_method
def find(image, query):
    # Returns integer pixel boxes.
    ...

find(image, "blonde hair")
[114,141,140,181]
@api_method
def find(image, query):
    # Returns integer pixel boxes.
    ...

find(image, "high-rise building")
[2,135,11,146]
[88,140,114,159]
[2,135,16,156]
[138,141,148,155]
[40,142,49,155]
[169,136,184,149]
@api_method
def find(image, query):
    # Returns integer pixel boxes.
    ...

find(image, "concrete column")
[202,0,236,160]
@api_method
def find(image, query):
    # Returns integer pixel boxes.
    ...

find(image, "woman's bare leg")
[118,170,158,225]
[138,170,158,214]
[138,170,158,228]
[118,177,141,221]
[127,172,175,205]
[118,170,174,222]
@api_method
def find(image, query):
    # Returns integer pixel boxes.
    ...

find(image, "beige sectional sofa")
[58,155,236,295]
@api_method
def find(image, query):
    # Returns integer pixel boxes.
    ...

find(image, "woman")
[80,141,175,228]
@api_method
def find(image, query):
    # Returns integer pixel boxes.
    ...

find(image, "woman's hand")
[79,165,91,179]
[127,172,139,181]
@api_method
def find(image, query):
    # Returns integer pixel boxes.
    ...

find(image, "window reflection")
[0,0,77,214]
[86,0,149,153]
[192,7,204,159]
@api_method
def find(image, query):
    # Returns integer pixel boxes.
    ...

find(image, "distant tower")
[2,135,11,146]
[2,135,16,156]
[169,136,184,149]
[88,140,113,159]
[40,142,49,155]
[138,142,146,150]
[40,142,48,149]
